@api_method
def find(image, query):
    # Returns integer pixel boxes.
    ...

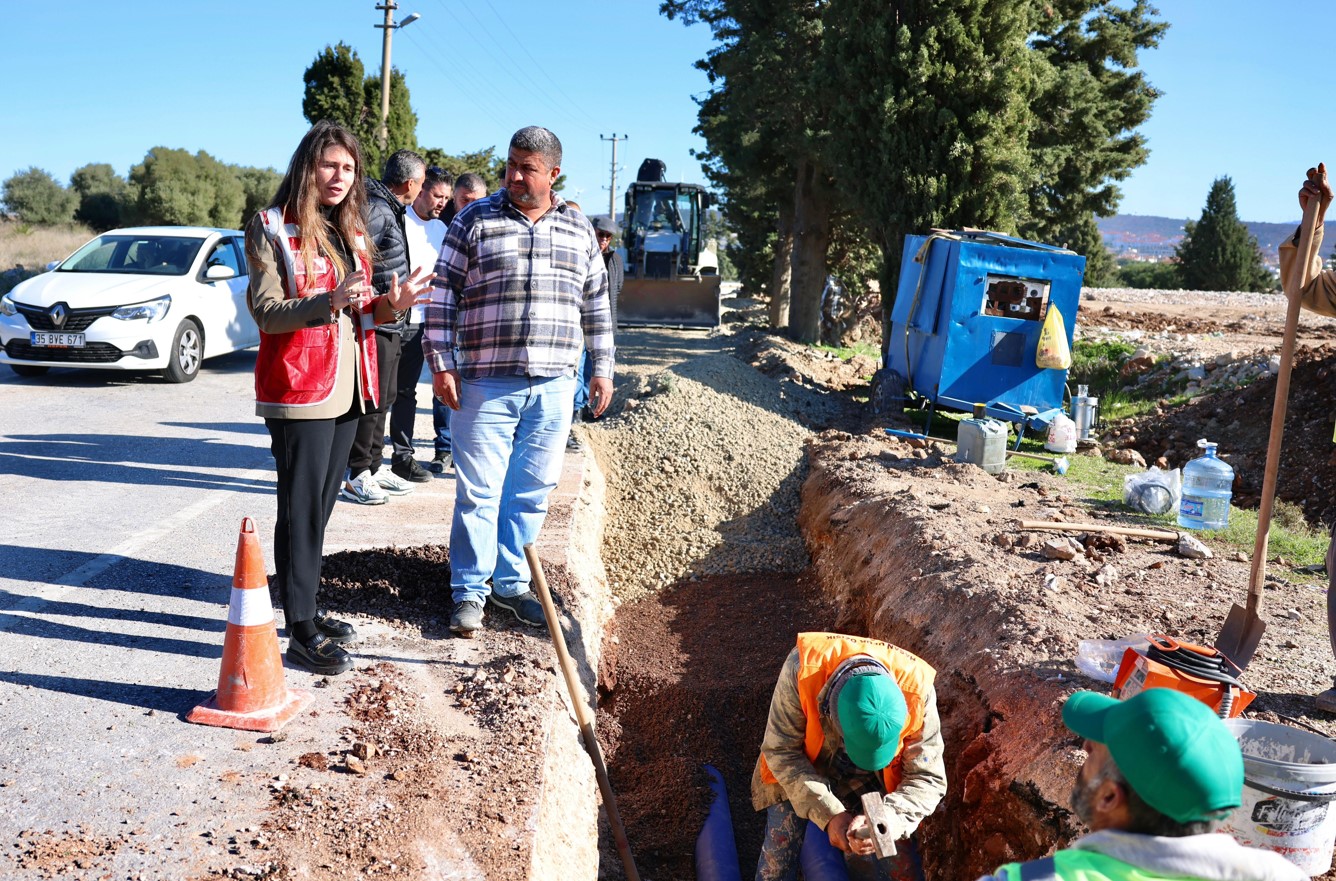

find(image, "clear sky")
[1,1,1327,225]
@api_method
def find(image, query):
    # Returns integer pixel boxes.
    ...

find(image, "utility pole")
[374,2,420,151]
[601,134,628,225]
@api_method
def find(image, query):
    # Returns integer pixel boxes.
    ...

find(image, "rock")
[905,437,927,450]
[1121,349,1155,376]
[1154,456,1170,470]
[993,533,1014,549]
[1043,573,1066,592]
[1187,365,1207,382]
[351,741,377,760]
[345,755,367,775]
[1286,609,1302,621]
[1014,533,1041,549]
[1104,448,1147,468]
[1042,537,1083,561]
[1269,354,1282,375]
[1231,551,1248,563]
[1177,534,1213,560]
[1095,564,1120,587]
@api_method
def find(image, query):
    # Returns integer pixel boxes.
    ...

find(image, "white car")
[0,226,259,382]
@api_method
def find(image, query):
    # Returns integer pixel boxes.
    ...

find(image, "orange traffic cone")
[187,517,312,732]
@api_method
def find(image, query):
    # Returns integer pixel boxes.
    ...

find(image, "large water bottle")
[1178,439,1234,530]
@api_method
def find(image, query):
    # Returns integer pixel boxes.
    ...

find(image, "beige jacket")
[245,214,360,421]
[749,648,948,836]
[1278,225,1336,316]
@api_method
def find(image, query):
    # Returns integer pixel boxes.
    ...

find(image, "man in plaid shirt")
[424,126,614,637]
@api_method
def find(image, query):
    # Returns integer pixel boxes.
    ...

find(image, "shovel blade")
[1215,602,1267,670]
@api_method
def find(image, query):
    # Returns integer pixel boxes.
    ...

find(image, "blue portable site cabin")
[884,229,1086,430]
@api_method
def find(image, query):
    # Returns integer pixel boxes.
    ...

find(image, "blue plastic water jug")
[1178,439,1234,530]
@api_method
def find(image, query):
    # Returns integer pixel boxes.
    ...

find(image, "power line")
[398,26,511,132]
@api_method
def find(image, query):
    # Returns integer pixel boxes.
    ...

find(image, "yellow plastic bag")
[1035,306,1071,370]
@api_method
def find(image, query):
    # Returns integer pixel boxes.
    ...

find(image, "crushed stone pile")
[590,352,829,602]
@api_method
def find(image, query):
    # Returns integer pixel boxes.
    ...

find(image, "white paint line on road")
[0,463,275,632]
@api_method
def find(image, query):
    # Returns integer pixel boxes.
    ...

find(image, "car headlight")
[0,293,16,317]
[112,295,171,323]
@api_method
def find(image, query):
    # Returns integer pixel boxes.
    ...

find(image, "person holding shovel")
[1281,162,1336,709]
[751,632,946,881]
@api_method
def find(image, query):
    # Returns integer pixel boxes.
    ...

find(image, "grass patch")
[1069,338,1137,395]
[1005,450,1327,578]
[0,220,90,273]
[815,341,880,360]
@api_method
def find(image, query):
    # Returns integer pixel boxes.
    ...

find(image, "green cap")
[837,673,908,772]
[1062,688,1243,823]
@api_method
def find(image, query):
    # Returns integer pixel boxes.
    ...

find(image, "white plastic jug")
[1045,413,1077,453]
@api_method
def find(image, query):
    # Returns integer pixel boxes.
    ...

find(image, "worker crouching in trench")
[752,632,946,881]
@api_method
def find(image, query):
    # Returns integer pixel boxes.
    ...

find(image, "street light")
[375,2,420,150]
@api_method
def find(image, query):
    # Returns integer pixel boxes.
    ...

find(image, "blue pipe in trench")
[696,764,743,881]
[801,820,852,880]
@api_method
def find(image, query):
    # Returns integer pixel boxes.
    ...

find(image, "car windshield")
[57,234,206,276]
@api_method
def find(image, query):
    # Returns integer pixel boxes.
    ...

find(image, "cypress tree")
[1175,176,1270,292]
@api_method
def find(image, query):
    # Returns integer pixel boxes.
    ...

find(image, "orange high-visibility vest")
[759,632,935,794]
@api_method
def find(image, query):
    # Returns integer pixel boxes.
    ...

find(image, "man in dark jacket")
[567,215,623,450]
[340,149,426,505]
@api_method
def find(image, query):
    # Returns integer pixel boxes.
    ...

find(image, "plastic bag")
[1035,306,1072,369]
[1075,635,1152,683]
[1123,466,1181,515]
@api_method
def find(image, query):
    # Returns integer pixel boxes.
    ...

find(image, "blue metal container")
[885,230,1086,428]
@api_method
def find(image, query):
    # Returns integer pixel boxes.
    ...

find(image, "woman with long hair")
[245,120,432,675]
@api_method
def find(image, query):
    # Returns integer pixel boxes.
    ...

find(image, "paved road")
[0,351,461,875]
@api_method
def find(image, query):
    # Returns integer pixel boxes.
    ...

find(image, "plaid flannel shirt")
[423,189,614,380]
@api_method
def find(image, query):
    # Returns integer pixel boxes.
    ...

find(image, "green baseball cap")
[1062,688,1243,823]
[837,673,907,772]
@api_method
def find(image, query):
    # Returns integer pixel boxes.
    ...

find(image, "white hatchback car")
[0,226,259,382]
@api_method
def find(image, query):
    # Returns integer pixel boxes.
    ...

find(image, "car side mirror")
[205,264,237,281]
[45,260,60,272]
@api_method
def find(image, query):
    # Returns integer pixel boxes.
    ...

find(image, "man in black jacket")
[340,149,426,505]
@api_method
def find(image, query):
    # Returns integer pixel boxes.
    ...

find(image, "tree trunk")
[789,159,832,344]
[768,207,794,330]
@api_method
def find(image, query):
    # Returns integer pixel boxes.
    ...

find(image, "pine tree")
[302,43,418,174]
[1175,177,1270,292]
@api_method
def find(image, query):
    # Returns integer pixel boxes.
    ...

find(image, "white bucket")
[1221,718,1336,875]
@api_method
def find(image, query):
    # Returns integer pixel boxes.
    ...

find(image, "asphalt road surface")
[0,350,458,874]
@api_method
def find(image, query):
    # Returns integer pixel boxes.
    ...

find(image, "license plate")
[31,332,85,348]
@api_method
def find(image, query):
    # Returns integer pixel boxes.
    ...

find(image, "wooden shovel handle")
[1248,196,1324,611]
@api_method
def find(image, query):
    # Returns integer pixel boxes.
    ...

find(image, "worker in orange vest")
[751,632,947,881]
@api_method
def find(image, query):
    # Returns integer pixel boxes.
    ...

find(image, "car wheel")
[10,364,50,377]
[162,319,202,383]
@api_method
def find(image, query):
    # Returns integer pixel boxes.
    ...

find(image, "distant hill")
[1097,214,1331,264]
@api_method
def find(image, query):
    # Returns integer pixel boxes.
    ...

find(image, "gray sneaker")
[429,451,453,474]
[488,591,545,628]
[450,600,484,638]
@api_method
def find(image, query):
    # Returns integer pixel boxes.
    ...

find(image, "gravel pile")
[1082,287,1291,308]
[591,352,818,602]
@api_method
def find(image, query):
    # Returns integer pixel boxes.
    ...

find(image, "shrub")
[1116,260,1181,289]
[2,168,78,225]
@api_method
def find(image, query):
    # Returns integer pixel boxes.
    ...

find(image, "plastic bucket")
[1221,718,1336,875]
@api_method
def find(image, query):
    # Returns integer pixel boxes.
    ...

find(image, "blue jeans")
[450,373,575,604]
[573,350,593,412]
[432,395,451,454]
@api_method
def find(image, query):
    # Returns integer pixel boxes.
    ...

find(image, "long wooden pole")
[1248,197,1324,615]
[1018,520,1180,542]
[523,544,641,881]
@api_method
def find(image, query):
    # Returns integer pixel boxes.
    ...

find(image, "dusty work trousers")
[756,802,923,881]
[265,400,360,626]
[348,329,400,475]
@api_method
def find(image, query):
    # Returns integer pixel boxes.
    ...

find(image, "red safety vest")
[759,632,935,793]
[254,207,379,408]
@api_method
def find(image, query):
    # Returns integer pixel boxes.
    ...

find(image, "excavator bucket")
[618,275,722,329]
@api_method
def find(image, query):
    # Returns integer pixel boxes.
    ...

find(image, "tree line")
[663,0,1172,341]
[0,41,517,234]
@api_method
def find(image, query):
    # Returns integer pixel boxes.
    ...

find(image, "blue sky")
[2,1,1329,224]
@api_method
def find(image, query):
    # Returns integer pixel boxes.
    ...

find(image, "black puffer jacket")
[364,177,410,333]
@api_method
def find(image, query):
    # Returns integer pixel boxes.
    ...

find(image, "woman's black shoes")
[313,611,357,644]
[286,633,354,676]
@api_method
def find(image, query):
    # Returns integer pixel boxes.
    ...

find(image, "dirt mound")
[1079,304,1245,336]
[590,350,858,603]
[1123,343,1336,527]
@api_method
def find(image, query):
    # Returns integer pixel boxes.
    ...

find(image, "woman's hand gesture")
[385,266,437,313]
[329,269,370,312]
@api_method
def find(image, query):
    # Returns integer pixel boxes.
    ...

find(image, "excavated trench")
[594,434,1086,881]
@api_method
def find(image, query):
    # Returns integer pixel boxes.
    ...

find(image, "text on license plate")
[31,332,85,348]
